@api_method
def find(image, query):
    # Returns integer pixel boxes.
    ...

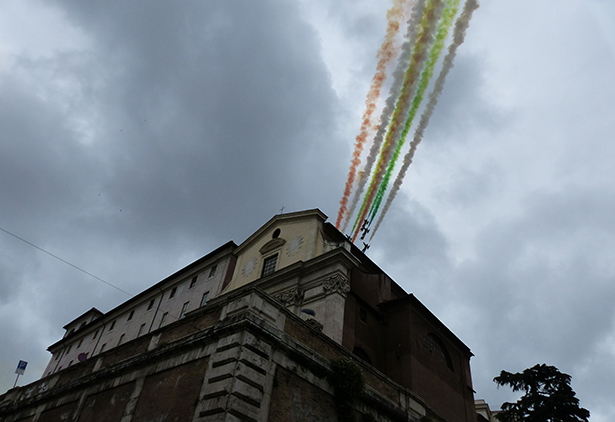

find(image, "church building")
[0,209,477,422]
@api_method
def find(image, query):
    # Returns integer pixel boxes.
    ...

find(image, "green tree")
[493,364,590,422]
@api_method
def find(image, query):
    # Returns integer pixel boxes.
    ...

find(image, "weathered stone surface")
[268,366,336,422]
[77,382,134,422]
[131,358,208,422]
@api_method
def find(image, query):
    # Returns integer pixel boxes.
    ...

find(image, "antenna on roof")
[279,206,285,214]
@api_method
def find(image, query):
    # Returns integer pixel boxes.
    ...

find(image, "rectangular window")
[137,323,147,337]
[92,330,99,340]
[262,254,278,277]
[69,360,73,367]
[180,302,190,318]
[66,344,72,354]
[147,299,155,310]
[109,320,116,331]
[189,276,197,289]
[159,312,169,328]
[54,354,60,361]
[127,310,134,321]
[169,287,177,299]
[200,292,209,307]
[77,338,83,348]
[118,334,125,346]
[100,343,106,353]
[209,265,217,278]
[359,308,368,323]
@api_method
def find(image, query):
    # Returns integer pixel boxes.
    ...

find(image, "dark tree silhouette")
[494,364,590,422]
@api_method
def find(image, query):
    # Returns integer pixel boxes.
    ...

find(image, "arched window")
[352,346,372,365]
[423,333,454,371]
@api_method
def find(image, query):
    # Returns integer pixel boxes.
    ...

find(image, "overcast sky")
[1,0,614,419]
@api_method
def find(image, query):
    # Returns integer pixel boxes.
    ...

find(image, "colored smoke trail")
[341,0,428,234]
[336,0,408,229]
[367,0,461,223]
[351,0,446,242]
[370,0,480,240]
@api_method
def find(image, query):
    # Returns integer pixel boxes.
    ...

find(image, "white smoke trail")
[341,0,428,233]
[350,0,447,242]
[336,0,408,229]
[370,0,480,239]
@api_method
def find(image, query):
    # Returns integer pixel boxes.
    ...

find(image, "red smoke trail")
[370,0,480,240]
[336,0,407,229]
[342,0,428,234]
[352,0,445,242]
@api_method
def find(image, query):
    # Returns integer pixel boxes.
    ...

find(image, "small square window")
[189,276,198,289]
[66,344,72,354]
[147,299,155,310]
[109,320,116,331]
[137,323,147,337]
[128,310,135,321]
[200,292,209,307]
[159,312,169,328]
[180,302,190,318]
[92,330,99,340]
[169,287,177,299]
[118,334,125,346]
[209,265,217,278]
[69,360,73,367]
[77,338,83,348]
[100,343,106,353]
[262,254,278,277]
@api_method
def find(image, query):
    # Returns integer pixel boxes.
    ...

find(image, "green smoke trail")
[351,0,444,241]
[342,0,429,234]
[367,0,460,224]
[369,0,480,241]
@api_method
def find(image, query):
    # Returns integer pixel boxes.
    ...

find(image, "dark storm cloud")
[440,187,615,411]
[2,2,614,420]
[0,74,97,227]
[42,0,344,244]
[426,53,509,144]
[0,0,345,391]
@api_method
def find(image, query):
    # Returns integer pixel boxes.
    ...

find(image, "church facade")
[0,209,477,422]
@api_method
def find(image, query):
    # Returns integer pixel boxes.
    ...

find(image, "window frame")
[180,301,190,318]
[200,292,210,307]
[261,254,279,277]
[159,312,169,328]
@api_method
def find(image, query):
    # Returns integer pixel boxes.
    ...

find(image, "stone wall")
[1,288,449,422]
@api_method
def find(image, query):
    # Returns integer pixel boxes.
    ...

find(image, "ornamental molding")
[273,287,304,307]
[322,274,350,297]
[286,236,303,257]
[260,238,286,255]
